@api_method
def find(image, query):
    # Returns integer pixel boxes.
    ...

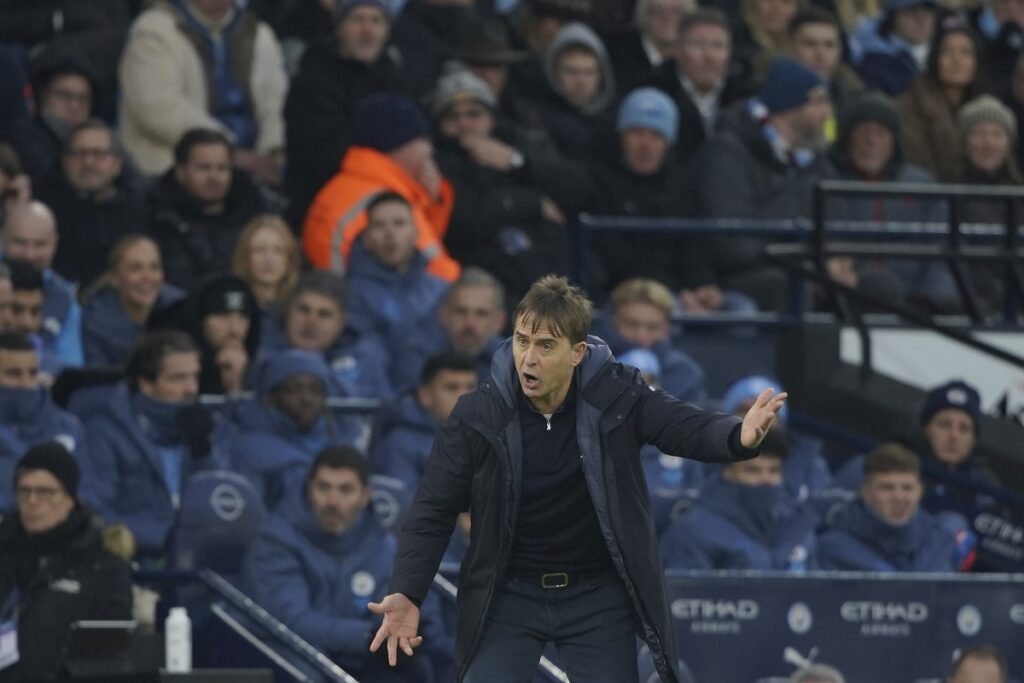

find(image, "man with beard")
[693,57,831,311]
[80,331,224,558]
[660,429,819,570]
[242,446,451,681]
[35,119,146,289]
[146,129,270,288]
[390,267,506,391]
[0,333,84,511]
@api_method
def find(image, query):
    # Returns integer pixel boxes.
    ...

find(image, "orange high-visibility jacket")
[302,146,460,281]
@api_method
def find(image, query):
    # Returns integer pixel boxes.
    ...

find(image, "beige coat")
[118,1,287,175]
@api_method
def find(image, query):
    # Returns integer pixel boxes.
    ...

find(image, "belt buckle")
[541,572,569,589]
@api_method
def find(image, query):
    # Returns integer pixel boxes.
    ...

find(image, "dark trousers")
[464,571,639,683]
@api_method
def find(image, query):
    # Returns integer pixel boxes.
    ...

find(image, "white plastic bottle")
[165,606,192,673]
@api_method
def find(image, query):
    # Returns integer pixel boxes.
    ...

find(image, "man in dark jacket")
[818,443,962,572]
[371,351,478,498]
[369,275,786,682]
[146,129,270,289]
[242,446,450,681]
[284,0,399,227]
[692,57,830,311]
[34,119,145,290]
[0,443,132,681]
[81,331,225,558]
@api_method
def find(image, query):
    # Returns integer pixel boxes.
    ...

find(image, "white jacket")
[119,1,287,175]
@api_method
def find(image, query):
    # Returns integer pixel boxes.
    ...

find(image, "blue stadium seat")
[169,470,266,579]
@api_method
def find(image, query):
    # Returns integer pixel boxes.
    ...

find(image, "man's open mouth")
[522,372,540,390]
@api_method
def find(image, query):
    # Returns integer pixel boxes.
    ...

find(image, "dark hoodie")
[145,168,269,289]
[534,22,616,160]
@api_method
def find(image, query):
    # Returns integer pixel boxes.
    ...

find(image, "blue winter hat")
[333,0,390,22]
[255,350,333,397]
[920,380,981,433]
[619,348,662,379]
[721,375,789,425]
[350,94,430,153]
[616,87,679,144]
[758,58,826,115]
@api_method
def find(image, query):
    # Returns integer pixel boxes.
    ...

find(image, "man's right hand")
[368,593,423,666]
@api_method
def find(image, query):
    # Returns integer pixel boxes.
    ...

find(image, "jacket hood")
[487,334,614,410]
[830,499,932,562]
[543,22,616,116]
[374,391,436,444]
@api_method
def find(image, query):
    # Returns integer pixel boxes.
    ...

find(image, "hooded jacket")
[241,492,451,675]
[0,508,132,681]
[322,327,395,402]
[659,473,819,570]
[369,391,438,496]
[39,269,83,368]
[818,498,958,571]
[535,22,616,160]
[851,17,922,95]
[389,336,758,682]
[82,284,184,368]
[303,146,459,282]
[345,241,449,351]
[389,322,500,393]
[81,384,227,557]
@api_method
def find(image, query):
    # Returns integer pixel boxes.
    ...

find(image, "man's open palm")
[368,594,423,666]
[740,388,788,448]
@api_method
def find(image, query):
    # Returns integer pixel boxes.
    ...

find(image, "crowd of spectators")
[0,0,1022,679]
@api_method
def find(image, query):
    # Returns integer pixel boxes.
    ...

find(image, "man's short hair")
[758,428,790,460]
[366,191,412,216]
[291,270,347,315]
[308,446,370,488]
[610,278,675,318]
[420,350,477,386]
[6,259,43,292]
[788,664,846,683]
[65,118,123,157]
[447,266,506,310]
[125,331,198,390]
[513,275,592,344]
[788,6,842,37]
[678,7,731,40]
[863,442,921,480]
[173,128,232,166]
[951,644,1008,683]
[0,332,36,353]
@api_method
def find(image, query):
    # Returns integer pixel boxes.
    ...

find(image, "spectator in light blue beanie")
[615,87,679,177]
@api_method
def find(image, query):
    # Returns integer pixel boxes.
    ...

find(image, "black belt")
[508,568,614,589]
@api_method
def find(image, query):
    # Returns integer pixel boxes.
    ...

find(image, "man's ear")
[570,340,587,367]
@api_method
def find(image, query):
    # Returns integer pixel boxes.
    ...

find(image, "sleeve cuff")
[728,424,761,460]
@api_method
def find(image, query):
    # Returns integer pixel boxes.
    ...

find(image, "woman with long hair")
[232,214,302,354]
[897,18,990,181]
[81,235,182,367]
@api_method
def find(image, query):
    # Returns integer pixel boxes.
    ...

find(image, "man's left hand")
[740,388,788,448]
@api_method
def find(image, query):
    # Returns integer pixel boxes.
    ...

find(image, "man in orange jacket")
[302,94,461,281]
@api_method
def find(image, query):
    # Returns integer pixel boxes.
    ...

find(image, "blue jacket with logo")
[82,284,184,367]
[80,385,227,557]
[817,499,958,571]
[369,391,437,495]
[242,493,451,675]
[323,328,395,401]
[345,242,450,352]
[590,317,706,405]
[660,474,819,570]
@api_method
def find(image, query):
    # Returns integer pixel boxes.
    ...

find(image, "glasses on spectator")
[48,88,92,106]
[65,148,115,160]
[16,485,63,501]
